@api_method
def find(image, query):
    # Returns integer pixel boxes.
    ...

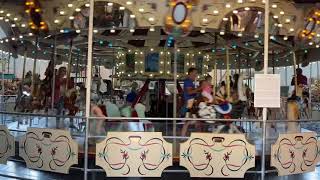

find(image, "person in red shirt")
[291,68,308,86]
[54,67,67,116]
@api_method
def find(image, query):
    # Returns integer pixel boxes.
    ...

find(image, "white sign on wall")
[254,74,280,108]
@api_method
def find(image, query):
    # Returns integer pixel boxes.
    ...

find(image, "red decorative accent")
[131,80,150,107]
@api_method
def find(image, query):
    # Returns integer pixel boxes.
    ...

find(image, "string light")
[75,8,81,12]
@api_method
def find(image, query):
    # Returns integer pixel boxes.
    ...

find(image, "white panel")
[0,125,15,164]
[271,132,320,176]
[180,133,255,178]
[96,132,172,177]
[19,128,78,174]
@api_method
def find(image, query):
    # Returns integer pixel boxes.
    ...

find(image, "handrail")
[1,111,320,123]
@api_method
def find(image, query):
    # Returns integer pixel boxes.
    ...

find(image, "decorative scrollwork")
[271,132,320,176]
[180,133,255,178]
[19,128,78,174]
[96,132,172,177]
[0,125,14,164]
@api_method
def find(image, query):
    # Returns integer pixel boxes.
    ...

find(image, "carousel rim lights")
[220,31,225,35]
[258,11,262,15]
[317,34,320,37]
[289,28,294,32]
[85,3,90,7]
[6,13,10,17]
[108,2,113,6]
[0,10,3,14]
[316,45,320,48]
[273,15,278,19]
[238,32,243,37]
[225,3,231,8]
[54,19,59,24]
[213,10,219,15]
[11,24,15,27]
[19,35,23,39]
[139,8,144,12]
[5,39,8,42]
[130,14,135,18]
[202,18,208,23]
[76,29,81,33]
[69,16,74,20]
[278,23,283,27]
[13,17,18,21]
[254,34,259,38]
[149,27,155,31]
[272,4,277,8]
[59,11,65,15]
[283,36,288,40]
[148,17,155,22]
[110,29,115,33]
[223,17,229,21]
[93,29,98,33]
[67,3,73,8]
[75,8,81,12]
[129,28,135,32]
[119,6,125,10]
[233,10,238,14]
[21,23,26,27]
[126,1,133,5]
[60,29,64,33]
[0,17,3,20]
[280,11,284,15]
[4,19,9,22]
[285,18,291,23]
[244,7,250,11]
[200,29,205,33]
[309,42,313,45]
[237,0,243,3]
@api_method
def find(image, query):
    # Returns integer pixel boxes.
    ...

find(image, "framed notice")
[254,74,280,108]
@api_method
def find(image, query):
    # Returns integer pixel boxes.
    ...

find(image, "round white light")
[258,11,262,15]
[11,24,15,27]
[21,23,26,27]
[244,7,250,11]
[285,19,291,23]
[272,4,277,8]
[0,10,3,14]
[54,19,59,24]
[110,29,115,33]
[93,29,98,33]
[130,14,135,18]
[213,10,219,15]
[5,39,8,42]
[280,11,284,15]
[85,3,90,7]
[220,31,225,35]
[11,37,15,41]
[139,8,144,12]
[200,29,205,33]
[317,34,320,37]
[278,23,283,27]
[60,29,64,33]
[223,17,229,21]
[233,10,238,14]
[309,42,313,46]
[273,15,278,19]
[108,3,113,6]
[13,17,18,21]
[225,4,231,8]
[316,45,320,48]
[289,28,294,32]
[149,27,155,32]
[59,11,65,15]
[6,13,10,17]
[202,18,208,23]
[69,16,74,20]
[254,34,259,38]
[119,6,125,10]
[283,36,288,40]
[68,4,73,8]
[75,8,81,12]
[129,28,135,32]
[238,32,243,37]
[126,1,132,5]
[237,0,243,3]
[76,29,81,33]
[148,17,155,22]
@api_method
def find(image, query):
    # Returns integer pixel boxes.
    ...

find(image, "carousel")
[0,0,319,179]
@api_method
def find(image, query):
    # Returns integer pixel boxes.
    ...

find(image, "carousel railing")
[0,111,319,179]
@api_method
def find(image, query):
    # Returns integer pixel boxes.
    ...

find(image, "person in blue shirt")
[181,68,202,117]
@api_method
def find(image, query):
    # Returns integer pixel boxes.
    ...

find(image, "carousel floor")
[0,160,319,180]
